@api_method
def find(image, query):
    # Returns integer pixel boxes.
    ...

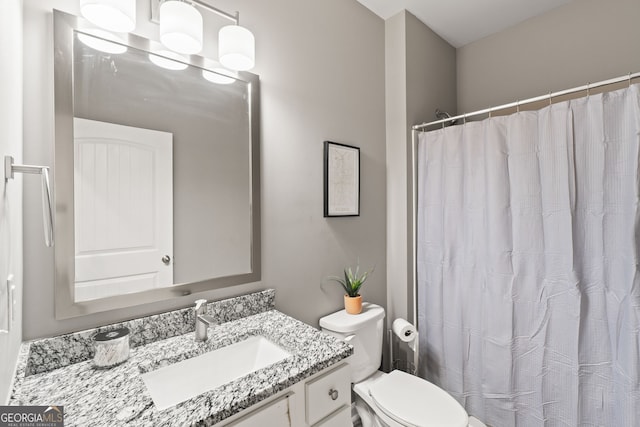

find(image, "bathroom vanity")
[8,290,353,426]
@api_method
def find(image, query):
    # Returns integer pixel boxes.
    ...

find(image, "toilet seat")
[368,370,468,427]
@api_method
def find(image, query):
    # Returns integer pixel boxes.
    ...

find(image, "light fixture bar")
[192,0,238,25]
[150,0,238,25]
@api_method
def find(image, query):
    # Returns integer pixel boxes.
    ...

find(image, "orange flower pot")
[344,295,363,314]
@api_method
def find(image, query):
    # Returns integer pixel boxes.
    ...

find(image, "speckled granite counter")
[9,291,352,426]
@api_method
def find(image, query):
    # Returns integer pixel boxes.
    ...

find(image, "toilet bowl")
[319,303,486,427]
[353,370,485,427]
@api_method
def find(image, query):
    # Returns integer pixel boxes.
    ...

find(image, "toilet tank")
[319,303,385,383]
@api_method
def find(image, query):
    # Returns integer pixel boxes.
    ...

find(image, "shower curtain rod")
[412,71,640,131]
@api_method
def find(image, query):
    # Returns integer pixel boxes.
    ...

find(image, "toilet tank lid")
[319,303,385,333]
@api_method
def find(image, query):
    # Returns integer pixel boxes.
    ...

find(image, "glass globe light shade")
[80,0,136,33]
[218,25,255,71]
[159,0,203,55]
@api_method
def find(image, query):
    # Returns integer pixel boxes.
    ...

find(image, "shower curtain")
[416,84,640,426]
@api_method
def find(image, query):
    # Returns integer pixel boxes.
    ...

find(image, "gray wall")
[231,0,387,325]
[385,12,408,336]
[23,0,386,338]
[457,0,640,113]
[0,0,23,403]
[385,10,456,334]
[404,11,456,324]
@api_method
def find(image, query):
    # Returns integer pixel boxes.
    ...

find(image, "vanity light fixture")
[79,0,256,70]
[218,24,254,71]
[80,0,136,33]
[159,0,203,55]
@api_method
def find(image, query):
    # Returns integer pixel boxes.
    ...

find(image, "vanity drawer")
[305,363,350,425]
[313,405,351,427]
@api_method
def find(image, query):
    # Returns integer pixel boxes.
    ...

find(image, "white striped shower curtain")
[417,84,640,426]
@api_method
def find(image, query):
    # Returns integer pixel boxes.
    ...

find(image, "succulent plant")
[328,264,373,297]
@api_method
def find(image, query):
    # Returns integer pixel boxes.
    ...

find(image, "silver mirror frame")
[53,10,261,319]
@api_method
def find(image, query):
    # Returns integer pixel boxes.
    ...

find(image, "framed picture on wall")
[324,141,360,217]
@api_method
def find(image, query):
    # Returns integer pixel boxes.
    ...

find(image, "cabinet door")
[229,394,291,427]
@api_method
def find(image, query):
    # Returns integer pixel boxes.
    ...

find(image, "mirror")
[53,10,260,318]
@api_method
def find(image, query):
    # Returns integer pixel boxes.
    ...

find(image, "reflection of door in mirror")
[73,118,173,302]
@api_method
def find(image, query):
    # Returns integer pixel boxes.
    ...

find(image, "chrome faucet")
[194,299,217,342]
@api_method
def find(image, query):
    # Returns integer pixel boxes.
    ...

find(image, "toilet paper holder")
[388,320,419,376]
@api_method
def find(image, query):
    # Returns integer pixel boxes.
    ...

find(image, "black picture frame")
[323,141,360,217]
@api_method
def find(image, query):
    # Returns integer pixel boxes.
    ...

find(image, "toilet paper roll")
[392,318,416,343]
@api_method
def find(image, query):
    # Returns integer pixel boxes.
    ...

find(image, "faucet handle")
[194,299,207,314]
[198,314,218,327]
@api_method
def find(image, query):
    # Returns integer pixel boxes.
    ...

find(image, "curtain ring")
[629,72,633,87]
[586,82,590,97]
[463,113,467,125]
[516,100,520,113]
[488,107,492,119]
[549,91,552,106]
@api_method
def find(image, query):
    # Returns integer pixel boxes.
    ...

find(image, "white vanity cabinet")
[222,363,352,427]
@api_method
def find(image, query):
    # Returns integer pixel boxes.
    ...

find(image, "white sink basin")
[141,336,291,410]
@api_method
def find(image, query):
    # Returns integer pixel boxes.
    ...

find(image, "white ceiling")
[356,0,573,48]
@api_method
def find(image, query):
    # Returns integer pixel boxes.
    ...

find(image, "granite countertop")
[9,292,352,426]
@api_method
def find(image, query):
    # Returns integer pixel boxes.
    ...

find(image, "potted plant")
[328,264,373,314]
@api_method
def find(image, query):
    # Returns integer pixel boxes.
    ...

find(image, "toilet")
[320,303,485,427]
